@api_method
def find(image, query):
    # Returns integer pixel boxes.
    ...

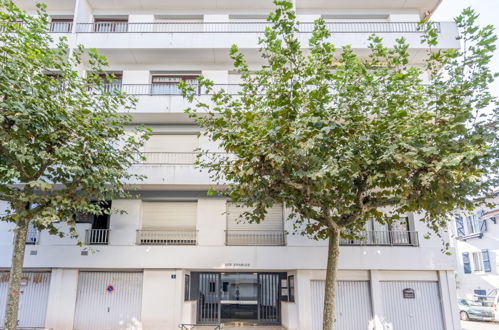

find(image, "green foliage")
[182,1,498,241]
[0,0,149,238]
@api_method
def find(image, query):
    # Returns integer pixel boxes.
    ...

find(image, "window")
[463,252,471,274]
[94,17,128,32]
[50,18,73,32]
[151,75,199,95]
[288,275,295,302]
[184,274,190,301]
[473,252,484,272]
[466,216,475,234]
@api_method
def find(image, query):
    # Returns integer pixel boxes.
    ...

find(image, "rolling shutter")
[482,249,491,272]
[144,135,198,153]
[455,216,465,237]
[226,204,283,231]
[462,252,471,274]
[141,202,197,229]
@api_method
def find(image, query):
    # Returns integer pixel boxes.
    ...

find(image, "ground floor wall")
[0,268,460,330]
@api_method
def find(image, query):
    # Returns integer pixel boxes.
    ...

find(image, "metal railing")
[49,22,73,33]
[340,230,419,246]
[225,230,286,246]
[85,229,110,245]
[25,227,39,245]
[136,229,197,245]
[94,83,242,96]
[75,21,440,34]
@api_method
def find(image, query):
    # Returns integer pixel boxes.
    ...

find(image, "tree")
[181,1,499,329]
[0,1,148,328]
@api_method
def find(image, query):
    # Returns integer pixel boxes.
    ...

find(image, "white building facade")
[1,1,462,329]
[451,193,499,303]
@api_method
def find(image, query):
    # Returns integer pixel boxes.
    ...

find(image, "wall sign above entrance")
[222,262,251,268]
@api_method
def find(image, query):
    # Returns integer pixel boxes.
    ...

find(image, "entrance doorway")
[195,272,283,325]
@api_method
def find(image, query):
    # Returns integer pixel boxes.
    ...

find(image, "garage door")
[311,280,372,330]
[74,272,143,330]
[0,271,51,328]
[381,281,444,330]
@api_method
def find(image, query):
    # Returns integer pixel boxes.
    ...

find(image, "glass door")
[220,273,258,322]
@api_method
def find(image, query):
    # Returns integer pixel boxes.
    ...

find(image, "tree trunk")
[4,220,29,330]
[323,225,340,330]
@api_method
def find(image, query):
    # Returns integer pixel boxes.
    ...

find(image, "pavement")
[461,320,499,330]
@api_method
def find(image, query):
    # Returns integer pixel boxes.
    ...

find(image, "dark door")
[198,273,221,324]
[258,273,281,325]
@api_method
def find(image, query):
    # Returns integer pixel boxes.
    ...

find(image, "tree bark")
[4,220,29,330]
[323,225,340,330]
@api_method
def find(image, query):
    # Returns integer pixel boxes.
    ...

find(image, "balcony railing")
[85,229,110,245]
[136,229,197,245]
[226,230,286,246]
[340,230,419,247]
[49,22,73,33]
[75,22,440,34]
[108,84,242,96]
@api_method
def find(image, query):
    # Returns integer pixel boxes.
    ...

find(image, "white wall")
[141,269,185,330]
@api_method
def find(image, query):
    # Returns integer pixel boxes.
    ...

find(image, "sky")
[432,0,499,96]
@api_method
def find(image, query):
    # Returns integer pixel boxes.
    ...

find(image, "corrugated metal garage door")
[74,272,143,330]
[0,271,51,328]
[311,280,372,330]
[381,281,444,330]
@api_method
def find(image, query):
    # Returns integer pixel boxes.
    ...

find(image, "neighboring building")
[451,193,499,303]
[0,1,462,329]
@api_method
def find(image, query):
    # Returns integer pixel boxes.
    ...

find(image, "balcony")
[340,231,419,247]
[70,21,458,65]
[136,229,197,245]
[85,229,110,245]
[225,230,286,246]
[75,21,439,34]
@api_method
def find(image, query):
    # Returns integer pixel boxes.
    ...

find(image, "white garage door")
[74,272,143,330]
[0,271,51,328]
[311,280,372,330]
[381,281,444,330]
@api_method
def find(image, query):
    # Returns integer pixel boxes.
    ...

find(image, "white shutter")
[144,135,198,153]
[141,202,197,229]
[227,203,283,231]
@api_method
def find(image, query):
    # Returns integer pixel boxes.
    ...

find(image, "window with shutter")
[455,216,465,237]
[463,252,471,274]
[482,249,492,273]
[144,135,199,153]
[479,219,488,233]
[151,75,199,95]
[472,252,484,272]
[226,203,284,231]
[141,202,197,230]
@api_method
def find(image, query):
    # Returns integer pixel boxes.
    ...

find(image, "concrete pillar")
[295,270,312,330]
[438,270,462,330]
[369,270,385,330]
[45,269,79,330]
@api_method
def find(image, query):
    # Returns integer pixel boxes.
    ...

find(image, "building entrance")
[195,272,283,325]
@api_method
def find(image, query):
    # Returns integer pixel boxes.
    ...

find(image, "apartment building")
[0,0,462,329]
[451,193,499,306]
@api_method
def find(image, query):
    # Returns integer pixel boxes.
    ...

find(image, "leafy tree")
[0,1,148,328]
[181,1,498,328]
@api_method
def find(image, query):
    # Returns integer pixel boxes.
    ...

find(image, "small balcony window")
[94,17,128,33]
[150,75,199,95]
[49,18,73,33]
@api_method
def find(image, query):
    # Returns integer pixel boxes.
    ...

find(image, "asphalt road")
[461,320,499,329]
